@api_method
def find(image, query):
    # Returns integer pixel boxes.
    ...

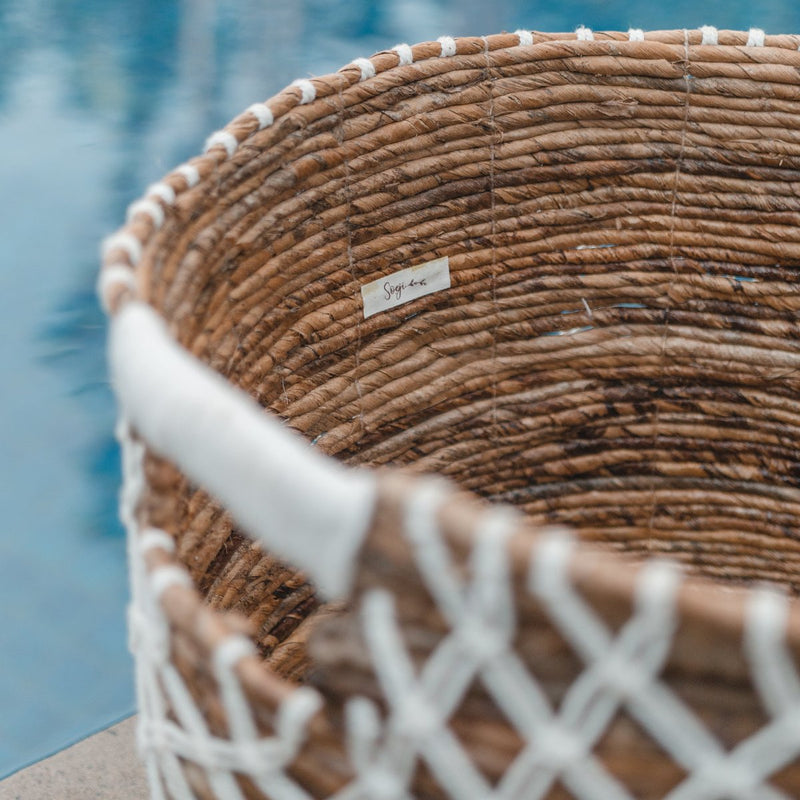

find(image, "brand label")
[361,256,451,318]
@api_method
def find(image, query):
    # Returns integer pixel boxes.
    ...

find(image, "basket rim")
[98,25,800,316]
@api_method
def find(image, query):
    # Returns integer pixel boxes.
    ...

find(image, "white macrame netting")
[119,422,800,800]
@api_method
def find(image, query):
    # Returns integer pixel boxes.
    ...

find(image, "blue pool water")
[2,0,800,780]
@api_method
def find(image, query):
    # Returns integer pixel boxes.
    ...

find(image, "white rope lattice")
[118,420,322,800]
[120,429,800,800]
[365,483,800,800]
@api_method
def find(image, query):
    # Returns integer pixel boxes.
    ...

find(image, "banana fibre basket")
[100,26,800,800]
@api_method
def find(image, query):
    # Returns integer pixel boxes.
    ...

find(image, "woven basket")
[100,27,800,800]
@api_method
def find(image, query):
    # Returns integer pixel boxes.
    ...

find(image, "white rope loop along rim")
[97,26,800,318]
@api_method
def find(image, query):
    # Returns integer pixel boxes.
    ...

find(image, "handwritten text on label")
[361,256,450,318]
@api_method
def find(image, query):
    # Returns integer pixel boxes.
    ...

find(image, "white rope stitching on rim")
[700,25,719,45]
[102,231,142,264]
[204,130,238,158]
[139,528,175,554]
[146,181,176,205]
[748,27,766,47]
[351,57,376,81]
[126,198,165,228]
[246,102,274,129]
[576,26,594,41]
[174,163,200,187]
[438,36,457,57]
[291,78,316,104]
[628,28,645,41]
[97,265,136,311]
[516,29,534,46]
[393,43,414,65]
[121,180,175,232]
[150,565,193,600]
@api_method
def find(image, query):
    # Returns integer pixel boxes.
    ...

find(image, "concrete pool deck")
[0,716,147,799]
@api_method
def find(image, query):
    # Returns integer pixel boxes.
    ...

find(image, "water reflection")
[2,0,800,779]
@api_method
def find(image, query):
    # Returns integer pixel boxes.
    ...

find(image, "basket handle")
[109,301,377,599]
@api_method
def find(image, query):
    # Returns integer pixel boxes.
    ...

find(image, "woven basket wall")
[101,28,800,800]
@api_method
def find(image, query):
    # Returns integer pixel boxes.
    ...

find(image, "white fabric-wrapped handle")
[110,301,377,599]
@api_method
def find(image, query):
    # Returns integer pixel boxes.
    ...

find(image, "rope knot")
[361,767,406,800]
[599,652,648,698]
[395,692,441,741]
[697,758,758,795]
[456,621,508,663]
[536,724,585,771]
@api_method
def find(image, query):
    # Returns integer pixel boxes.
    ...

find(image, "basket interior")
[138,39,800,671]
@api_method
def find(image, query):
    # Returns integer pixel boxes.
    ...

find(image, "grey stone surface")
[0,716,148,799]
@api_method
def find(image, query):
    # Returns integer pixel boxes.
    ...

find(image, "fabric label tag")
[361,256,450,318]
